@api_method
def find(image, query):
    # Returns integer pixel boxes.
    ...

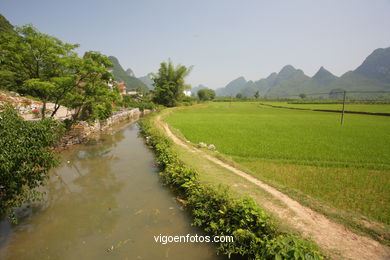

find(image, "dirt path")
[155,114,390,260]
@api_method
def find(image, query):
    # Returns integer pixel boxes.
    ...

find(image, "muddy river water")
[0,121,225,259]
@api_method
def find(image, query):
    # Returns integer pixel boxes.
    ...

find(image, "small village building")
[117,82,127,95]
[127,89,138,95]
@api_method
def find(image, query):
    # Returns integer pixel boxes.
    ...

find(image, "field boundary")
[258,102,390,116]
[156,108,390,260]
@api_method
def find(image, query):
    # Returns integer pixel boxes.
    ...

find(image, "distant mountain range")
[216,47,390,99]
[108,56,149,91]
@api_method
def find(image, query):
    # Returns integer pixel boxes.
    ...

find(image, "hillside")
[108,56,148,91]
[138,73,154,90]
[355,47,390,82]
[216,76,247,96]
[216,47,390,99]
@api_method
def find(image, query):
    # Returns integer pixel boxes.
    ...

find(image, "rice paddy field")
[261,101,390,114]
[164,102,390,225]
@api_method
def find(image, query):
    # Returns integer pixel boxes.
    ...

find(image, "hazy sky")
[2,0,390,89]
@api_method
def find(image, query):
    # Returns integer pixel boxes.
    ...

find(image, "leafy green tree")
[197,89,207,101]
[236,93,243,99]
[0,24,80,118]
[207,89,216,100]
[198,89,216,101]
[0,106,63,221]
[254,90,260,99]
[152,60,192,107]
[0,14,16,35]
[0,25,119,121]
[63,51,119,122]
[299,93,307,99]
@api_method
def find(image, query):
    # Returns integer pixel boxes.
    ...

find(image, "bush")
[121,95,156,111]
[0,106,63,222]
[139,115,323,259]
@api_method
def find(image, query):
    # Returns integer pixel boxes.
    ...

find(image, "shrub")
[0,106,63,222]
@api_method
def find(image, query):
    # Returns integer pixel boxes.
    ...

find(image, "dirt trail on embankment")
[155,114,390,260]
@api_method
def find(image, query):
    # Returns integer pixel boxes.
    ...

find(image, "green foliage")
[254,91,260,99]
[197,89,216,101]
[0,106,63,221]
[236,93,243,99]
[152,60,192,107]
[108,56,148,92]
[0,24,79,95]
[139,115,323,259]
[0,14,15,35]
[121,95,156,111]
[66,51,120,122]
[0,21,120,122]
[299,93,307,99]
[267,235,323,260]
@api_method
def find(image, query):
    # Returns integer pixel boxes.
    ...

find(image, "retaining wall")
[60,108,144,147]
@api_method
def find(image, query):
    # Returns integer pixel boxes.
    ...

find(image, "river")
[0,120,226,259]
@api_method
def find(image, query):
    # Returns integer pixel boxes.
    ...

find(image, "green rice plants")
[165,102,390,225]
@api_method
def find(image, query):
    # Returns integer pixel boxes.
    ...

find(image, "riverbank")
[59,108,152,148]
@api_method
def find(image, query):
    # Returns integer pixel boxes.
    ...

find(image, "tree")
[0,106,63,221]
[299,93,307,99]
[63,51,120,122]
[236,93,243,99]
[0,24,80,118]
[207,89,216,100]
[198,89,216,101]
[152,60,192,107]
[0,25,119,121]
[254,91,260,99]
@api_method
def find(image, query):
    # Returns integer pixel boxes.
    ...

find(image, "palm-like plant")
[152,60,192,107]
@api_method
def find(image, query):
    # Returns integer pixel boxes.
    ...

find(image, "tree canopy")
[152,60,192,107]
[197,89,216,101]
[0,24,119,121]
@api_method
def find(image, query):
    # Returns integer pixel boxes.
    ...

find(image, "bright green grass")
[262,101,390,114]
[165,102,390,169]
[164,102,390,224]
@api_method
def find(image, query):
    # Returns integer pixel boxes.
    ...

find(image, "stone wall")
[60,108,142,147]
